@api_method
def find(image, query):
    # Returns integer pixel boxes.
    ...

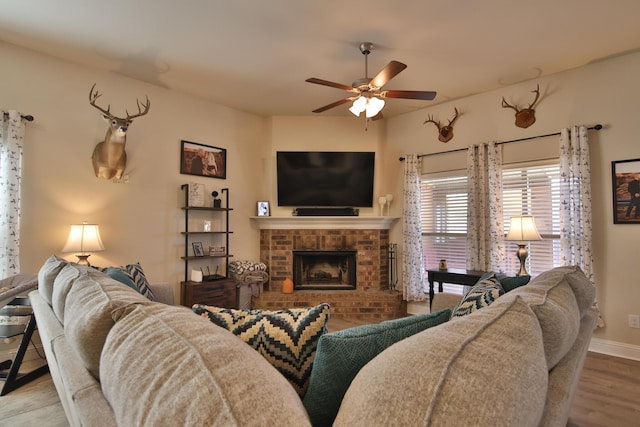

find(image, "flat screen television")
[276,151,375,207]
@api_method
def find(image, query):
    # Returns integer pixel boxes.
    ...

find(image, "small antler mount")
[502,84,540,128]
[423,107,460,143]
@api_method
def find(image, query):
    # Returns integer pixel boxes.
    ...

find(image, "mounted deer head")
[423,107,460,143]
[502,84,540,128]
[88,84,150,180]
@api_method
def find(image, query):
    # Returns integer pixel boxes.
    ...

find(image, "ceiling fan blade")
[311,98,353,113]
[380,90,437,101]
[305,78,355,92]
[369,61,407,88]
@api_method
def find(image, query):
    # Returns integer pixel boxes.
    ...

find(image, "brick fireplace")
[252,217,405,320]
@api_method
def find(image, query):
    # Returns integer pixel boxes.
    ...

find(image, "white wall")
[384,51,640,351]
[1,41,267,299]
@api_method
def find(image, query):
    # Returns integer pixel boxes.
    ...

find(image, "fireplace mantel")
[250,216,399,230]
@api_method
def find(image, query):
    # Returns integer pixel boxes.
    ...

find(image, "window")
[420,161,561,277]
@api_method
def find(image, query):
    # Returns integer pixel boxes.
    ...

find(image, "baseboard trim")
[589,338,640,361]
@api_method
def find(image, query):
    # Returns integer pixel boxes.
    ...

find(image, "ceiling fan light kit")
[306,42,436,121]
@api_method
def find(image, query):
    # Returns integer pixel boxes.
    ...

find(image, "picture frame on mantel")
[180,140,226,179]
[257,201,270,217]
[612,158,640,224]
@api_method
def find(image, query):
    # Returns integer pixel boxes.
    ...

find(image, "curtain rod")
[398,124,603,161]
[3,111,34,122]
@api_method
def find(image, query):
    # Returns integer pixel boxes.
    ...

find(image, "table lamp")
[505,215,541,276]
[62,221,105,266]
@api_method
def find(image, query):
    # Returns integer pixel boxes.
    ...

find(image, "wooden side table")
[427,268,485,309]
[181,278,238,308]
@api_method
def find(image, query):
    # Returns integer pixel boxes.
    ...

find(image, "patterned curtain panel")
[559,126,603,327]
[466,141,505,271]
[402,154,427,301]
[0,111,25,278]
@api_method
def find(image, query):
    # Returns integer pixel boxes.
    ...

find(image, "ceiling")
[2,0,640,118]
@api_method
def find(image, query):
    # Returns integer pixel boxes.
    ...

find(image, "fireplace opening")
[292,250,357,290]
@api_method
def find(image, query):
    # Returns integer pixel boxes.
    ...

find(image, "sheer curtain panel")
[402,154,428,301]
[466,141,505,271]
[559,126,603,327]
[0,111,25,278]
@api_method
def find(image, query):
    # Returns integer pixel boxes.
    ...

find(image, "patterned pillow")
[496,273,531,292]
[192,303,330,396]
[451,273,504,318]
[102,263,154,300]
[303,309,452,427]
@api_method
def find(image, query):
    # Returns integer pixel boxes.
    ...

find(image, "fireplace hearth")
[293,250,357,290]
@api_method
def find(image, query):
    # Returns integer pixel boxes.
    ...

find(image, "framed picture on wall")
[180,140,227,179]
[612,158,640,224]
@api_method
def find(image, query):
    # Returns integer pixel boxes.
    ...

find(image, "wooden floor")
[1,318,639,426]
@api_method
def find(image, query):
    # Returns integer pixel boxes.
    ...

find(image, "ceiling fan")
[306,42,437,120]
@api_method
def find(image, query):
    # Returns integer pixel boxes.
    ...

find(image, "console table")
[427,268,485,309]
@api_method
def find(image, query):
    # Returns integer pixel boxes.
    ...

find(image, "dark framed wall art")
[180,140,226,179]
[612,158,640,224]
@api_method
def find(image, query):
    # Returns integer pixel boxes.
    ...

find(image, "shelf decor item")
[188,182,205,207]
[192,242,205,257]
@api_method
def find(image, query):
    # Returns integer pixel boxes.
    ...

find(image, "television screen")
[277,151,375,207]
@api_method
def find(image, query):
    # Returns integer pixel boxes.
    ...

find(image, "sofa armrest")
[150,282,174,305]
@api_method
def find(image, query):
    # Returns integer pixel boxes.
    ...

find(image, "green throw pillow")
[302,309,452,427]
[450,273,504,318]
[496,273,531,292]
[192,303,330,397]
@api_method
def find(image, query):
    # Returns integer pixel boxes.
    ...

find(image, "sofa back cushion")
[37,255,68,306]
[334,297,548,427]
[101,303,311,426]
[503,265,590,369]
[52,263,88,323]
[64,271,150,379]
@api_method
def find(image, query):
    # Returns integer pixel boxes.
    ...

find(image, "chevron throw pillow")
[193,303,330,396]
[102,263,155,301]
[450,273,504,318]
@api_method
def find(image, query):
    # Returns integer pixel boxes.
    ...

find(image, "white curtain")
[559,126,603,327]
[0,111,25,278]
[402,154,427,301]
[466,141,505,271]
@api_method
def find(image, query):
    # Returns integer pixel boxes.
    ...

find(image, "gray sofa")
[30,255,596,427]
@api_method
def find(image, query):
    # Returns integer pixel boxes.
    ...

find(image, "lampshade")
[62,222,105,266]
[505,215,542,242]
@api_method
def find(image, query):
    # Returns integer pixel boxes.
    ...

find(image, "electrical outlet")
[629,314,640,329]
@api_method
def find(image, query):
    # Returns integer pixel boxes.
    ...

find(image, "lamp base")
[75,254,92,266]
[515,244,529,276]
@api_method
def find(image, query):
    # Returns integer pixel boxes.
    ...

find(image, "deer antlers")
[502,84,540,128]
[424,107,460,142]
[89,84,150,121]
